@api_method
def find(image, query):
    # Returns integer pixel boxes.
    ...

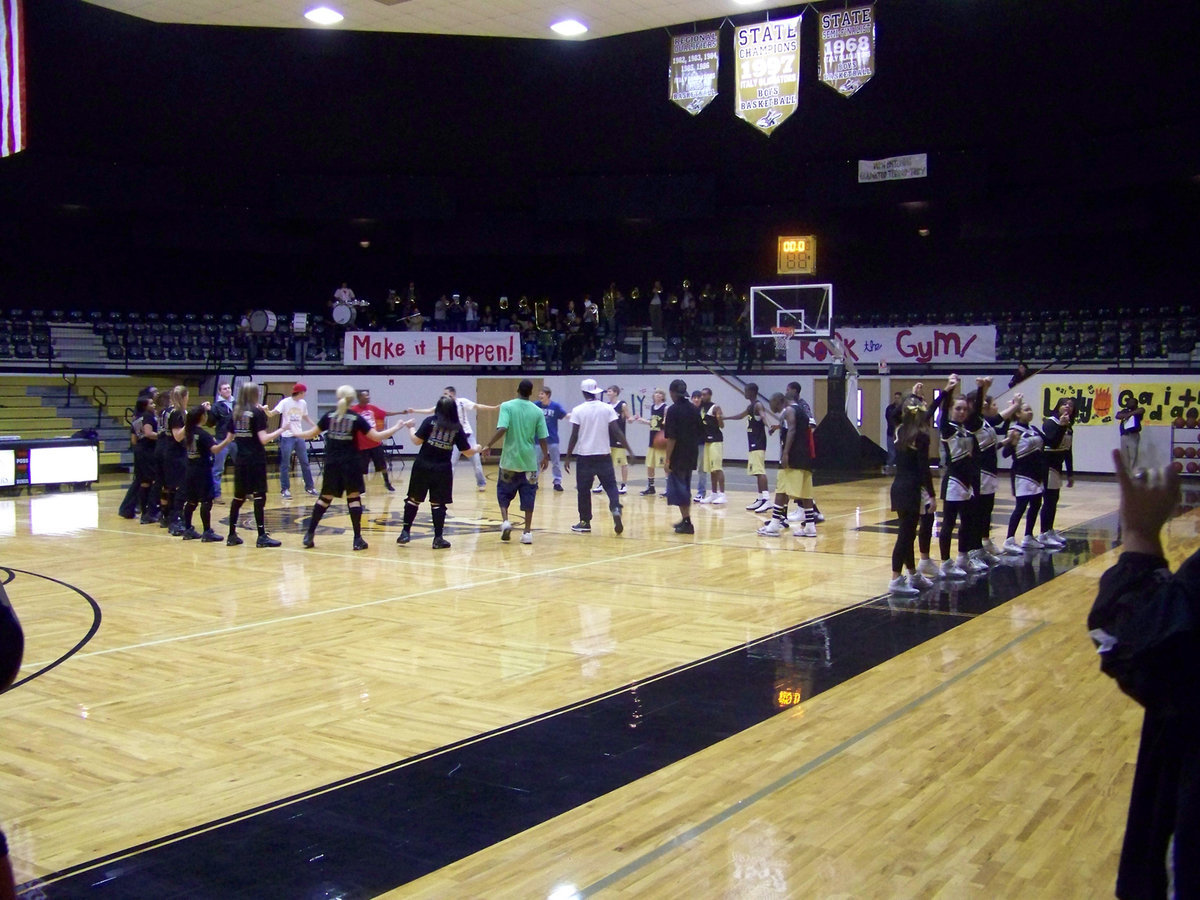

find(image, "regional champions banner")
[788,325,996,366]
[858,153,927,183]
[734,16,801,136]
[343,332,522,366]
[819,4,875,97]
[670,30,719,115]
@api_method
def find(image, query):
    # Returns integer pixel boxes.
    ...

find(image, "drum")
[247,309,278,334]
[332,302,356,325]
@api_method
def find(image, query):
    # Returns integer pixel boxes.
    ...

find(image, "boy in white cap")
[563,378,627,535]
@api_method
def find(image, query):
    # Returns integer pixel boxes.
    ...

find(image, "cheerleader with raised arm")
[887,390,939,595]
[180,404,232,542]
[965,379,1022,564]
[936,374,982,579]
[228,383,285,548]
[1038,398,1075,548]
[298,385,408,551]
[1000,395,1048,553]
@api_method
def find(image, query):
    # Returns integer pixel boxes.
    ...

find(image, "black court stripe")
[0,567,102,695]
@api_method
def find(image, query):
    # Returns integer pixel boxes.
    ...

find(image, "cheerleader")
[936,374,981,578]
[634,388,667,495]
[888,392,938,595]
[965,379,1022,563]
[1001,395,1048,553]
[228,383,285,548]
[132,393,159,524]
[1039,398,1075,548]
[157,386,190,534]
[298,385,407,551]
[180,404,232,542]
[396,395,480,550]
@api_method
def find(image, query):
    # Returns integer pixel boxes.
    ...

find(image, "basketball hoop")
[770,325,795,356]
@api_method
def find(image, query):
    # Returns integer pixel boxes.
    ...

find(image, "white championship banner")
[858,153,927,183]
[670,30,720,115]
[343,331,522,366]
[818,4,875,97]
[734,16,801,136]
[788,325,996,366]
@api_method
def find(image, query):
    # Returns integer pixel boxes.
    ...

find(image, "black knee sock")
[348,497,363,537]
[228,497,244,534]
[183,501,197,530]
[403,499,419,529]
[308,499,329,534]
[253,496,266,535]
[200,500,212,532]
[431,504,446,537]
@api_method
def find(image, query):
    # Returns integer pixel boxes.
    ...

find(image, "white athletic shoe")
[520,532,533,545]
[746,497,768,511]
[696,494,713,504]
[693,492,706,503]
[1002,537,1024,556]
[592,485,604,494]
[618,483,628,495]
[757,519,784,536]
[787,507,804,522]
[982,538,1002,556]
[940,559,968,579]
[908,572,935,591]
[889,576,919,596]
[1021,535,1045,550]
[917,558,940,578]
[813,509,826,523]
[964,552,989,573]
[797,522,817,537]
[710,492,726,505]
[1039,531,1065,548]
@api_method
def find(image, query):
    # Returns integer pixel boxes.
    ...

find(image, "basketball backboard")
[749,283,834,340]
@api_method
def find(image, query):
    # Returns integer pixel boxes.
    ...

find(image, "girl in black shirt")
[229,383,284,547]
[397,396,477,549]
[181,404,232,542]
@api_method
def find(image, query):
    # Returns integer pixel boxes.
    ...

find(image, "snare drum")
[332,302,356,326]
[247,309,277,334]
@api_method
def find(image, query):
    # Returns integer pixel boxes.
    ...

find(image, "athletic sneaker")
[813,509,826,523]
[757,519,784,536]
[613,513,623,535]
[697,494,713,504]
[1002,537,1025,555]
[571,521,591,533]
[352,536,369,551]
[501,520,512,541]
[226,534,243,546]
[797,522,817,537]
[256,534,281,548]
[640,486,656,495]
[396,529,411,545]
[746,497,767,511]
[477,484,486,492]
[593,485,604,494]
[908,572,935,591]
[694,493,707,503]
[940,559,967,579]
[710,492,726,505]
[181,527,201,541]
[281,489,292,500]
[889,576,919,596]
[306,488,318,496]
[1021,535,1045,550]
[386,483,396,493]
[200,529,221,543]
[917,558,940,578]
[982,538,1002,555]
[618,483,627,495]
[520,532,533,545]
[432,537,451,549]
[787,507,803,522]
[302,532,315,549]
[674,520,695,534]
[1039,531,1065,548]
[554,483,564,492]
[963,553,988,573]
[167,520,184,536]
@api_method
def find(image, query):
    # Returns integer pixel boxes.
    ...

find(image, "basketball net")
[770,325,794,356]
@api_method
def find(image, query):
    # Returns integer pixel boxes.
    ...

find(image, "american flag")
[1,0,25,158]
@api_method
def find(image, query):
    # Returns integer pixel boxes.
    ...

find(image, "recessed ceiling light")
[305,7,344,26]
[550,19,588,36]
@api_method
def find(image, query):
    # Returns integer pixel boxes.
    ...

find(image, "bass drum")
[247,309,278,334]
[332,302,357,326]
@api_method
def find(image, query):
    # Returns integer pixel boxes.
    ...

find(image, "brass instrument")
[535,298,550,329]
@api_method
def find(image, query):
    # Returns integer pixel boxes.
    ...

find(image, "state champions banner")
[734,16,801,136]
[818,4,875,97]
[343,331,521,366]
[670,31,719,115]
[787,325,996,366]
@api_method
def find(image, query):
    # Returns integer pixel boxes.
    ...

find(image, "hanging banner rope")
[670,30,720,115]
[818,3,875,97]
[734,15,802,136]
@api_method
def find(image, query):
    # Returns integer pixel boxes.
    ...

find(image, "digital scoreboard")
[776,235,817,275]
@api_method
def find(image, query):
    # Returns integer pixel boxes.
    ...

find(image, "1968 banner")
[343,332,522,366]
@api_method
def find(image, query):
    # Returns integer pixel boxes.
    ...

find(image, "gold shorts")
[746,449,766,477]
[610,447,629,467]
[775,467,813,499]
[646,447,666,468]
[702,441,724,473]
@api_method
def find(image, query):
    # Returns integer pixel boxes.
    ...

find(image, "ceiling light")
[550,19,588,36]
[305,7,344,26]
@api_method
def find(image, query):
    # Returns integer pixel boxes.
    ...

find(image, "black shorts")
[161,455,186,490]
[185,464,214,503]
[407,462,453,505]
[134,446,156,483]
[233,458,268,497]
[320,458,366,497]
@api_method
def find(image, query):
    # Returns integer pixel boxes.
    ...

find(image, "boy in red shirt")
[351,388,403,492]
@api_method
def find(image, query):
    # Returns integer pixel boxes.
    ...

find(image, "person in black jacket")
[1087,451,1196,900]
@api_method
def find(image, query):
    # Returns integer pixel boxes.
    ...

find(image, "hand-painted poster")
[670,31,720,115]
[734,16,801,136]
[818,4,875,97]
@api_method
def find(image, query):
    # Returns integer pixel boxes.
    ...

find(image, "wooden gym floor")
[2,463,1196,898]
